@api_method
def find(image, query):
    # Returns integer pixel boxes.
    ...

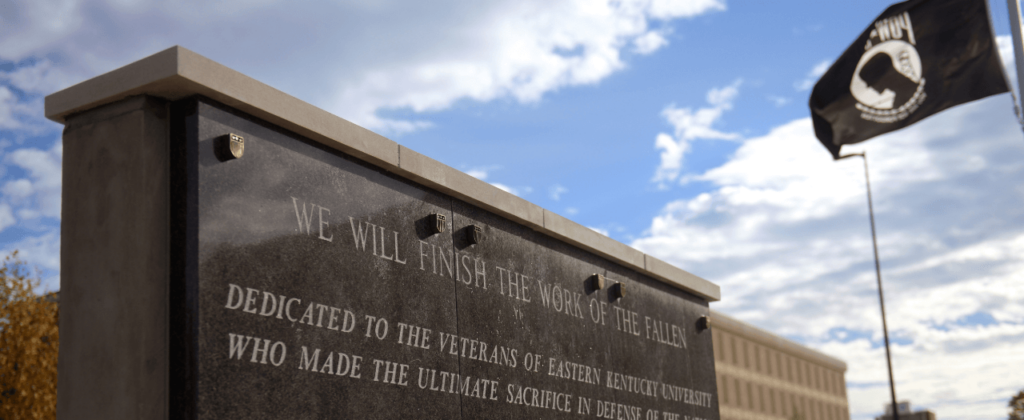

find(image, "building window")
[800,361,807,387]
[812,365,818,389]
[731,336,738,366]
[782,392,790,417]
[787,395,793,417]
[714,331,723,362]
[776,352,782,379]
[786,356,793,383]
[755,345,762,372]
[723,375,730,406]
[717,374,725,405]
[736,378,742,408]
[759,385,765,413]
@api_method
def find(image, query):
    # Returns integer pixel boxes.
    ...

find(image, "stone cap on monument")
[46,45,719,302]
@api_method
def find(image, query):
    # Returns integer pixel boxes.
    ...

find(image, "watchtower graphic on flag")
[810,0,1008,159]
[851,12,927,123]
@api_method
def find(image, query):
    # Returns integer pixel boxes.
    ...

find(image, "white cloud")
[0,85,35,130]
[3,178,33,201]
[647,0,726,20]
[588,226,610,236]
[0,60,70,134]
[490,183,532,197]
[1,229,61,290]
[652,79,742,187]
[565,207,579,215]
[996,34,1021,110]
[2,140,63,220]
[997,34,1014,74]
[466,169,489,180]
[0,59,75,94]
[0,0,727,134]
[653,133,688,187]
[767,95,790,107]
[795,59,833,91]
[462,165,533,197]
[633,30,669,54]
[549,184,568,200]
[706,81,741,108]
[634,94,1024,420]
[464,166,532,196]
[0,204,15,232]
[491,183,513,194]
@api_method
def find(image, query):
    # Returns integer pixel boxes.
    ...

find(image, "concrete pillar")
[58,96,169,420]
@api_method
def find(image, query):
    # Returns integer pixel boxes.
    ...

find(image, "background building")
[713,310,850,420]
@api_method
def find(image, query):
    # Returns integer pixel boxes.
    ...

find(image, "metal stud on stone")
[216,133,245,161]
[590,273,605,290]
[697,315,711,332]
[612,283,626,299]
[468,225,484,245]
[429,214,447,235]
[229,133,244,158]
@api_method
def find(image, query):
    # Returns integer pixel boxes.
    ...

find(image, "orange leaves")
[1011,390,1024,420]
[0,251,58,420]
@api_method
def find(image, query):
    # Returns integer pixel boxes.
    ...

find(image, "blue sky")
[2,0,1023,418]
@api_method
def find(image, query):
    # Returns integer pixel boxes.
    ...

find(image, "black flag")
[810,0,1008,159]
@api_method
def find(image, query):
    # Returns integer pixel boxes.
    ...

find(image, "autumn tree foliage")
[1011,389,1024,420]
[0,252,58,419]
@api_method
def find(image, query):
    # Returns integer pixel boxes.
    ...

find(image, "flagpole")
[838,152,899,420]
[1008,0,1024,109]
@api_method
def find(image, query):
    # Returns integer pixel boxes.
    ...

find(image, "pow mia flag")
[810,0,1008,159]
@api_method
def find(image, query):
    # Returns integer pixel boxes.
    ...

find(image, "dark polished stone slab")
[178,97,719,419]
[189,98,461,419]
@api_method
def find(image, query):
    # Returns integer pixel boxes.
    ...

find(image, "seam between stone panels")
[446,197,466,420]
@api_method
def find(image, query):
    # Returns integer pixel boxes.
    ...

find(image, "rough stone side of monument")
[58,96,169,420]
